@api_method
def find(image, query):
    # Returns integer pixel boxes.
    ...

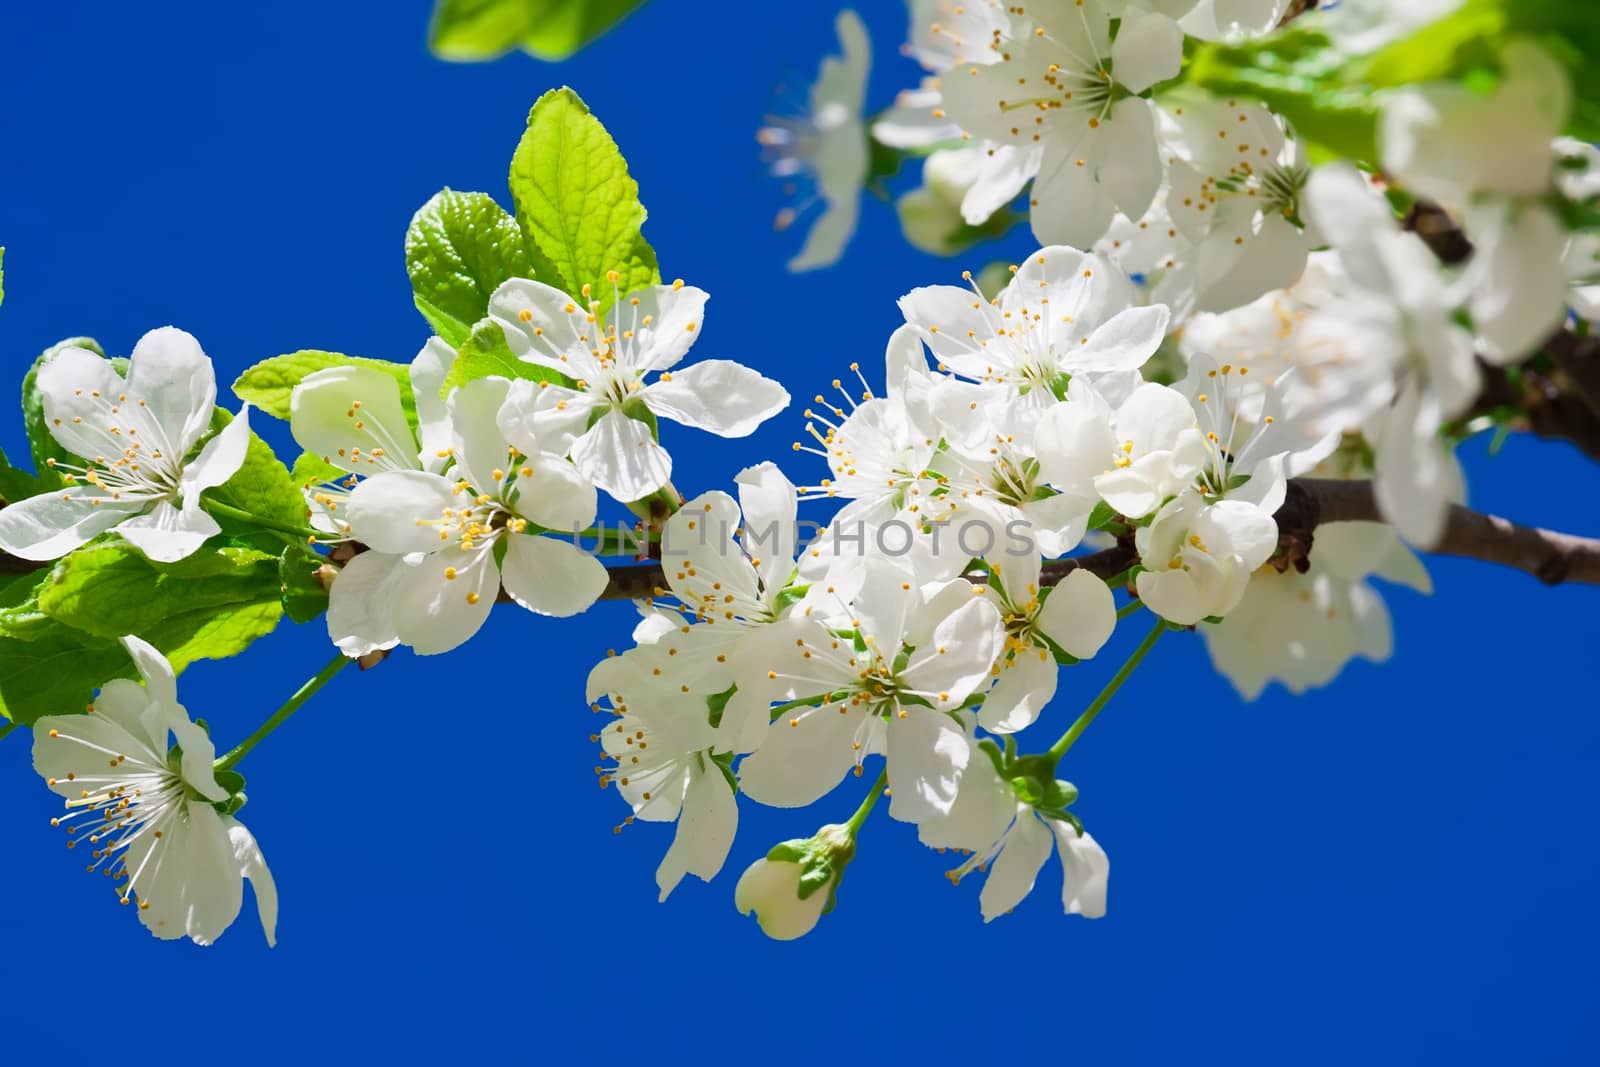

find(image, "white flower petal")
[116,498,222,564]
[499,535,607,617]
[346,470,459,555]
[0,486,145,561]
[326,550,405,657]
[290,365,420,475]
[391,548,498,655]
[124,326,218,455]
[1051,823,1109,918]
[643,360,790,439]
[617,285,710,374]
[225,816,279,947]
[1110,10,1184,93]
[1035,568,1117,659]
[180,405,253,499]
[655,762,737,902]
[570,409,672,502]
[980,813,1053,921]
[885,710,971,823]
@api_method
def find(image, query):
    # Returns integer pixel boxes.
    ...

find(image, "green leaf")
[415,294,472,350]
[0,570,54,641]
[0,629,133,726]
[208,422,309,530]
[279,546,330,624]
[22,337,105,487]
[442,318,573,395]
[0,544,286,725]
[289,450,345,487]
[407,189,536,347]
[232,351,416,422]
[429,0,647,62]
[37,542,280,640]
[1180,28,1382,164]
[0,447,40,504]
[509,87,660,307]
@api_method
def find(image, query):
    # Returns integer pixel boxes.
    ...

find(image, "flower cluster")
[7,8,1599,949]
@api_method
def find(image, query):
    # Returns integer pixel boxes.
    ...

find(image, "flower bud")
[734,823,855,941]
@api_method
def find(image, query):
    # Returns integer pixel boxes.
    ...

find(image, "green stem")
[215,653,350,771]
[769,690,850,720]
[1045,618,1166,763]
[203,498,321,542]
[844,769,888,835]
[1116,599,1145,621]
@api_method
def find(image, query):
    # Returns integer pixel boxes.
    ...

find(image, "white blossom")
[0,328,249,563]
[919,756,1108,921]
[760,9,872,271]
[733,558,1004,824]
[940,0,1182,247]
[32,636,277,946]
[1201,520,1431,698]
[328,378,606,656]
[492,275,788,503]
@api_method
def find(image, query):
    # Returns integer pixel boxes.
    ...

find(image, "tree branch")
[1290,479,1600,586]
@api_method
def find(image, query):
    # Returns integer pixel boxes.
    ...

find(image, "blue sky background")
[2,2,1598,1063]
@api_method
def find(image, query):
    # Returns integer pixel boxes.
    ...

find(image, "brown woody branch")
[1287,479,1600,586]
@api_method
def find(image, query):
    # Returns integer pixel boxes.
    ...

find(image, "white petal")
[902,597,1005,707]
[346,470,459,555]
[980,813,1053,921]
[180,405,253,499]
[570,409,672,502]
[789,193,862,272]
[225,817,279,947]
[499,535,607,617]
[290,365,420,475]
[119,634,177,709]
[616,285,710,374]
[1098,98,1163,221]
[642,360,790,438]
[1052,823,1110,917]
[488,277,597,378]
[448,377,514,491]
[885,710,971,823]
[116,498,221,564]
[1035,568,1117,659]
[497,379,596,458]
[124,326,217,454]
[656,762,737,901]
[391,548,498,655]
[411,337,458,467]
[1110,10,1184,93]
[737,703,862,808]
[1195,214,1311,313]
[1030,145,1118,249]
[0,485,144,561]
[35,346,130,459]
[979,649,1058,734]
[509,454,597,531]
[326,550,405,657]
[1077,304,1170,372]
